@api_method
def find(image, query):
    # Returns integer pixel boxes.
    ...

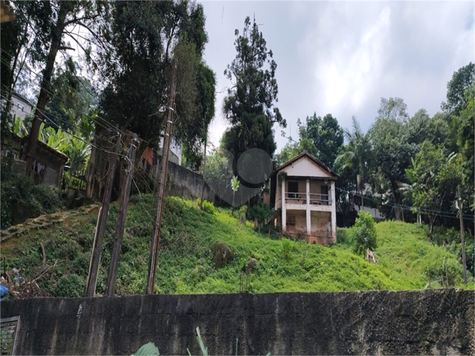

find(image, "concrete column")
[331,181,337,242]
[306,179,311,234]
[282,178,286,232]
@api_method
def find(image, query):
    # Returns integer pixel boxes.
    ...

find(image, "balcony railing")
[284,192,331,205]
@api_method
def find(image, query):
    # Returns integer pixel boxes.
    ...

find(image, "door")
[321,185,329,205]
[288,181,299,199]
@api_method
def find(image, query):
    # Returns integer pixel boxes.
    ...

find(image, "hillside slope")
[1,195,471,297]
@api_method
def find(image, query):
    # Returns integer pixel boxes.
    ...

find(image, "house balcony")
[281,192,333,212]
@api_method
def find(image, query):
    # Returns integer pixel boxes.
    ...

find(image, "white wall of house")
[281,156,332,178]
[10,93,34,121]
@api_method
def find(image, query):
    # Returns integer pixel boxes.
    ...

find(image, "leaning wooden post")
[457,185,468,285]
[200,135,207,209]
[105,133,138,297]
[146,61,177,294]
[85,129,121,297]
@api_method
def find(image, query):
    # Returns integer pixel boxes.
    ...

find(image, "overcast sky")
[200,0,474,153]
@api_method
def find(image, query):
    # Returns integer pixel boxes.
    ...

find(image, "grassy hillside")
[1,195,472,297]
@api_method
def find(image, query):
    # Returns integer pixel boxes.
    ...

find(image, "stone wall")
[1,289,473,355]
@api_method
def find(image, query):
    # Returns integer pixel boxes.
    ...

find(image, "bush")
[55,274,85,297]
[202,200,215,214]
[425,255,462,287]
[1,172,64,229]
[429,226,460,246]
[197,198,215,214]
[458,240,475,277]
[246,201,274,226]
[337,228,350,245]
[350,211,377,256]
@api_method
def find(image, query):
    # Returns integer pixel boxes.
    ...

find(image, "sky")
[200,0,475,153]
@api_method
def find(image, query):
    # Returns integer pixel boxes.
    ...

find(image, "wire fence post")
[146,61,177,295]
[85,127,121,297]
[105,133,138,297]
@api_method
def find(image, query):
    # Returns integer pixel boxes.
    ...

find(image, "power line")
[1,93,133,161]
[336,186,474,221]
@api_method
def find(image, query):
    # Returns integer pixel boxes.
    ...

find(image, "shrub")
[425,255,462,287]
[337,228,350,245]
[429,226,460,246]
[350,211,377,256]
[55,274,85,297]
[196,198,215,214]
[202,200,215,214]
[246,201,274,226]
[1,172,64,229]
[458,240,474,277]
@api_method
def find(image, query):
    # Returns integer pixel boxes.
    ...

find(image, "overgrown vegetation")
[350,211,377,256]
[1,195,472,298]
[1,157,65,229]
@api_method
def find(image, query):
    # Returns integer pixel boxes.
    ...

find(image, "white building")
[271,152,339,245]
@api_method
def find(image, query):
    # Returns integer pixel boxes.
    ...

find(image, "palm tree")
[65,136,90,189]
[230,175,240,215]
[334,117,372,206]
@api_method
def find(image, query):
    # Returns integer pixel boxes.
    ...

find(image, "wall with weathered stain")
[166,160,215,203]
[1,290,473,355]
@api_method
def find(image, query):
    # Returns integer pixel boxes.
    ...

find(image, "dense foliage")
[0,157,65,229]
[223,16,286,171]
[349,211,377,256]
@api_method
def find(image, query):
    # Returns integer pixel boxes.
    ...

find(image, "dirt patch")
[0,204,100,243]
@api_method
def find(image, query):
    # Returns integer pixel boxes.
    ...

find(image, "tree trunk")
[25,2,69,176]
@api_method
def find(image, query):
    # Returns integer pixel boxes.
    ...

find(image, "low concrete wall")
[1,290,473,355]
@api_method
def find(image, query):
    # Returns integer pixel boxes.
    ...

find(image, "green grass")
[1,194,472,297]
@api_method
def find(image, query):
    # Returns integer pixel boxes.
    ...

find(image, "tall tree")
[334,117,372,194]
[301,113,344,168]
[451,83,475,211]
[45,58,98,134]
[17,0,107,177]
[406,142,464,234]
[96,0,208,146]
[86,0,211,200]
[377,97,409,123]
[182,62,216,170]
[369,98,417,220]
[442,62,475,117]
[1,1,31,132]
[222,16,286,173]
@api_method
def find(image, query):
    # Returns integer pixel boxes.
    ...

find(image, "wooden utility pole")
[457,185,468,285]
[85,130,121,297]
[146,61,177,294]
[200,135,207,209]
[105,133,138,297]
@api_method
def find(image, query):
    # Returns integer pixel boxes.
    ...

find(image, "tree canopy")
[222,16,286,172]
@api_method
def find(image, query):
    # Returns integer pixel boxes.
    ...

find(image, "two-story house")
[270,152,339,245]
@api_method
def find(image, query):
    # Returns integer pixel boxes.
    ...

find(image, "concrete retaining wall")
[1,289,474,355]
[166,160,216,203]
